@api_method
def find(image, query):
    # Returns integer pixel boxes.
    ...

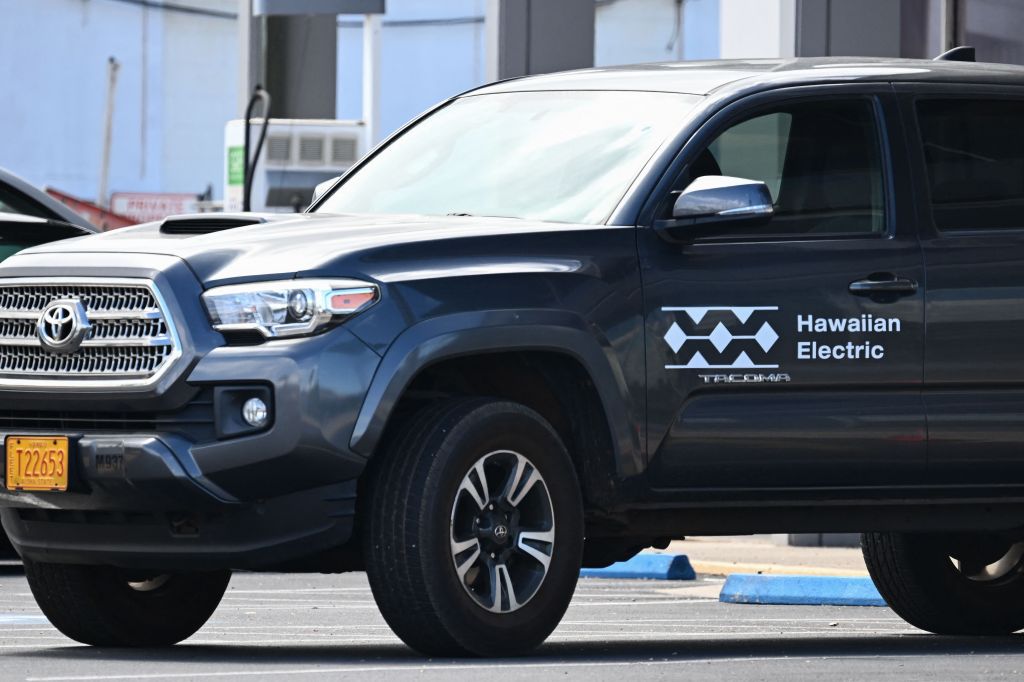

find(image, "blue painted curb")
[580,553,696,580]
[719,573,886,607]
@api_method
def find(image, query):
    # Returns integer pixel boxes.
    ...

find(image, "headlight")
[202,279,378,339]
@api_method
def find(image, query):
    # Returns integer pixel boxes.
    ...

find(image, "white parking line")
[225,588,371,594]
[23,653,990,682]
[568,599,719,606]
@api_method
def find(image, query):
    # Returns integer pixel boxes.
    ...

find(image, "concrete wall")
[336,0,488,140]
[160,2,239,199]
[796,0,901,58]
[718,0,794,58]
[960,0,1024,65]
[486,0,596,80]
[594,0,720,65]
[2,0,728,202]
[0,0,237,202]
[337,0,724,143]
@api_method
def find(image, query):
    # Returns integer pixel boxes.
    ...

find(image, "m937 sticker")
[662,305,902,380]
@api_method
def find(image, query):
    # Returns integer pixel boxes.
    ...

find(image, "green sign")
[227,146,245,186]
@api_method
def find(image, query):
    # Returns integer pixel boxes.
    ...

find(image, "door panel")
[642,89,926,492]
[924,237,1024,484]
[899,87,1024,487]
[656,390,926,489]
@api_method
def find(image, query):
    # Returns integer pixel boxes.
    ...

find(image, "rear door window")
[916,99,1024,231]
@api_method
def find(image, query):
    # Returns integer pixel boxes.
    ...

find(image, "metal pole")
[673,0,685,61]
[140,6,148,178]
[98,56,120,209]
[362,13,381,149]
[941,0,958,51]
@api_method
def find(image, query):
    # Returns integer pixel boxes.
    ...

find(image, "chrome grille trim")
[0,278,183,389]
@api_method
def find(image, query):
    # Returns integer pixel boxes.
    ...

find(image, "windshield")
[316,91,701,224]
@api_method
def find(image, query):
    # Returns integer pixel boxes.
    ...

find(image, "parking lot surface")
[1,565,1023,681]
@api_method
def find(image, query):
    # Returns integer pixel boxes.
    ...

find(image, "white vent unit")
[224,118,367,213]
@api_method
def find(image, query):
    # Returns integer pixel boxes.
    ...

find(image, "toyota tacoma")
[3,56,1024,655]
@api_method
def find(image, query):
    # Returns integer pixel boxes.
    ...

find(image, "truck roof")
[473,57,1024,97]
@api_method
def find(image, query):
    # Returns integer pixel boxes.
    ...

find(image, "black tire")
[24,560,230,646]
[862,531,1024,635]
[0,530,16,560]
[362,398,584,657]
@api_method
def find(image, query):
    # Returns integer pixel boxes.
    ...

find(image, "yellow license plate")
[5,437,69,492]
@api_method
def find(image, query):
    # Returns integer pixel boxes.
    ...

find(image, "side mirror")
[656,175,774,242]
[311,176,342,205]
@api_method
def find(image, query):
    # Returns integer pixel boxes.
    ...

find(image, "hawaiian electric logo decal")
[662,306,780,369]
[663,306,903,373]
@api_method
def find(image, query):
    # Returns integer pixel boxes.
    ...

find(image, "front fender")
[349,309,643,478]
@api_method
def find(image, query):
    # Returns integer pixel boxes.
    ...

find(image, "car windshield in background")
[316,91,701,224]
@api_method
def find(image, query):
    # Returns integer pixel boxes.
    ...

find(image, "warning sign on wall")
[110,192,200,224]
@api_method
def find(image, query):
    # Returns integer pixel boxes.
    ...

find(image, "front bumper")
[1,480,357,570]
[0,259,383,569]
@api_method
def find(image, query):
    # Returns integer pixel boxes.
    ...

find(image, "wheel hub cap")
[449,449,555,614]
[952,540,1024,583]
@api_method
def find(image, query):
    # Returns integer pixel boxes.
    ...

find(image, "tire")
[0,530,16,560]
[24,560,230,646]
[862,531,1024,635]
[362,398,584,657]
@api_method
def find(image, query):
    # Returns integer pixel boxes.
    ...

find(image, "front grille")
[0,388,216,441]
[0,279,181,387]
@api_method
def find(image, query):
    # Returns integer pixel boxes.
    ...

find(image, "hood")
[9,212,603,287]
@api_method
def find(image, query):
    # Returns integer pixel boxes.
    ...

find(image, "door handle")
[848,274,918,296]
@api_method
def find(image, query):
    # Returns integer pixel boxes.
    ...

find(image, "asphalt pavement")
[1,564,1023,681]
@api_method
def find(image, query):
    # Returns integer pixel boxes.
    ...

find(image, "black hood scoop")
[160,213,269,235]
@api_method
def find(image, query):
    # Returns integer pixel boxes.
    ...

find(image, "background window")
[677,99,886,237]
[917,99,1024,231]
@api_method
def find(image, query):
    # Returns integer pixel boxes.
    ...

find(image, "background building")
[0,0,238,206]
[0,0,1021,206]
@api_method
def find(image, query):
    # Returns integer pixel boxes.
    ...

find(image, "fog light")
[242,397,269,428]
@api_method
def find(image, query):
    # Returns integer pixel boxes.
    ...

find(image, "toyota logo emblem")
[37,299,91,354]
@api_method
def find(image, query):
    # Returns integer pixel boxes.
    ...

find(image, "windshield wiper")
[445,212,522,220]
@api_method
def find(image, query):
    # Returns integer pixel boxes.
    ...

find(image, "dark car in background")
[0,214,94,263]
[0,167,95,263]
[0,167,95,231]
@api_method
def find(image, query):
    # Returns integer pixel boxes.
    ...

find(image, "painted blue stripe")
[719,574,886,607]
[580,553,696,581]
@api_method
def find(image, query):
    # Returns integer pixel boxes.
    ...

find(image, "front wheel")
[24,561,230,646]
[362,398,584,657]
[862,531,1024,635]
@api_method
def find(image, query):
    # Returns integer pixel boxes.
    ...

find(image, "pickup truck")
[3,55,1024,656]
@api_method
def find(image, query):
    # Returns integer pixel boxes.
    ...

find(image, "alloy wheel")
[449,449,555,613]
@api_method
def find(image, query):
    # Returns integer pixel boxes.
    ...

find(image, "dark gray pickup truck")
[3,56,1024,656]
